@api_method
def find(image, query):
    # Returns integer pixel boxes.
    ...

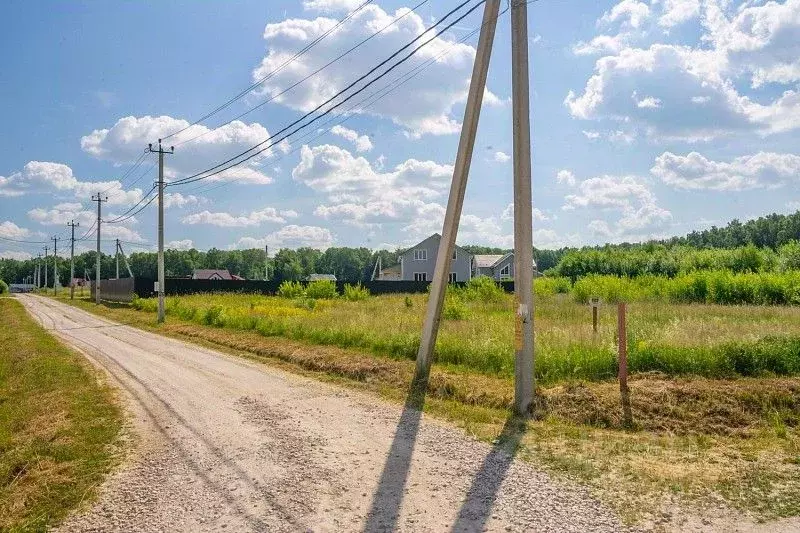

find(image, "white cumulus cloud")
[181,207,288,227]
[330,125,373,152]
[252,4,502,137]
[651,151,800,191]
[231,225,334,250]
[81,115,275,185]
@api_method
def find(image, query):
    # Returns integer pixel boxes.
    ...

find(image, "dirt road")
[18,294,628,532]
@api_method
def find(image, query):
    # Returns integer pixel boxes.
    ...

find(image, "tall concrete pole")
[43,246,48,291]
[52,236,60,296]
[115,239,120,280]
[413,0,500,387]
[67,221,79,299]
[92,193,108,304]
[511,0,535,415]
[150,140,173,323]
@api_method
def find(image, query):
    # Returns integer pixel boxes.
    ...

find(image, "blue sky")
[2,0,799,260]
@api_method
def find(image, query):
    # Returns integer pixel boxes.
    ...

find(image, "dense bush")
[0,279,8,294]
[442,294,468,320]
[462,276,506,303]
[779,241,800,271]
[570,271,800,305]
[533,276,572,297]
[305,280,337,299]
[277,280,305,299]
[551,243,796,281]
[343,283,370,301]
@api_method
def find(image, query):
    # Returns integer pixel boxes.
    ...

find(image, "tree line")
[0,243,566,285]
[2,210,797,284]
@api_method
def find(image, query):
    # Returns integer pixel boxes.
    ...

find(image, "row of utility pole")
[29,144,172,311]
[32,220,136,302]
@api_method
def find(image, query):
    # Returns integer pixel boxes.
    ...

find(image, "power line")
[162,0,375,143]
[187,13,497,197]
[172,0,430,149]
[168,0,484,188]
[0,235,50,244]
[169,0,476,185]
[107,192,159,225]
[104,184,158,224]
[77,220,97,241]
[99,148,149,196]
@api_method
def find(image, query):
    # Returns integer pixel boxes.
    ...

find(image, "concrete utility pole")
[149,140,174,323]
[115,238,120,280]
[413,0,500,387]
[511,0,535,416]
[52,236,61,296]
[91,193,108,304]
[35,254,40,288]
[67,220,79,299]
[43,246,48,291]
[118,241,134,277]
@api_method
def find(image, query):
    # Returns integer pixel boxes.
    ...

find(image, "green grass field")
[0,298,122,532]
[130,288,800,384]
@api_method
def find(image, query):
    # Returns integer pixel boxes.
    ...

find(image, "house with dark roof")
[192,269,234,280]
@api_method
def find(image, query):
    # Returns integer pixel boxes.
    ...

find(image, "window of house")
[449,272,457,283]
[414,272,427,282]
[500,265,510,277]
[414,249,427,261]
[452,249,457,260]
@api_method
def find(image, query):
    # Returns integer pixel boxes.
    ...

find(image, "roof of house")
[307,273,337,281]
[192,269,233,280]
[473,254,505,268]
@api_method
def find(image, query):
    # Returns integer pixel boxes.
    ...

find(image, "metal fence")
[90,277,136,302]
[93,277,516,301]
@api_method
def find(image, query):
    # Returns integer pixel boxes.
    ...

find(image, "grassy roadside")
[0,297,123,532]
[53,294,800,525]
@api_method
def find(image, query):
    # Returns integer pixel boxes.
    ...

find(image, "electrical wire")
[172,0,430,149]
[103,184,158,224]
[106,193,159,225]
[169,0,475,185]
[99,149,149,196]
[0,235,50,244]
[161,0,374,142]
[76,220,97,241]
[187,9,499,197]
[168,0,484,188]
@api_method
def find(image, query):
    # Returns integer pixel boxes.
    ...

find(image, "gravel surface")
[20,295,634,532]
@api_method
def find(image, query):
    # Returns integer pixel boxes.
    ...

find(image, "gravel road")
[19,294,631,532]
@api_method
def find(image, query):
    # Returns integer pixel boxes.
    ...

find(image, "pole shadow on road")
[449,415,526,532]
[363,373,429,532]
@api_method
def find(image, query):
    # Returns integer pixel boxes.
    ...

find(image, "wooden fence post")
[617,302,633,428]
[590,296,600,334]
